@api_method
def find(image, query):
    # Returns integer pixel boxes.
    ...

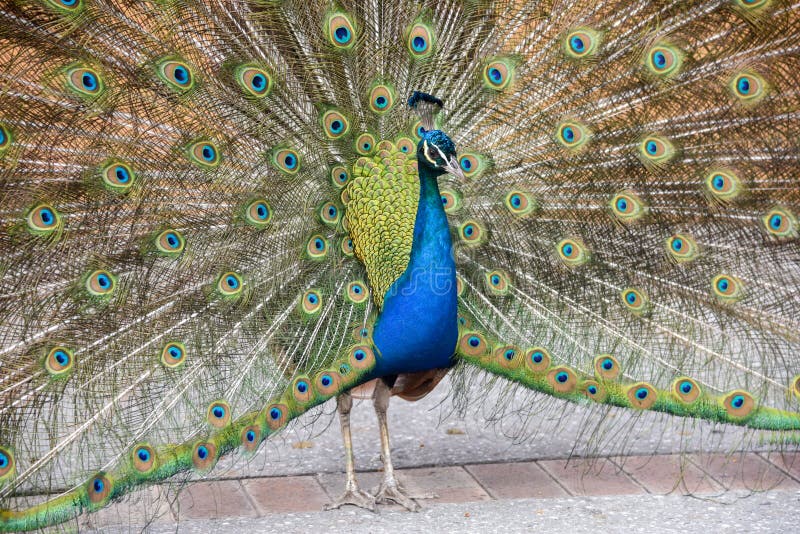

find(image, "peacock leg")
[371,379,424,512]
[324,392,376,511]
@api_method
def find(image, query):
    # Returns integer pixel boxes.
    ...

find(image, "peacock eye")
[427,147,438,161]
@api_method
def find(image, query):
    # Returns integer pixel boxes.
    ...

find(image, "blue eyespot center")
[646,141,658,155]
[732,395,745,408]
[653,51,667,68]
[626,291,637,305]
[680,382,693,394]
[256,203,268,219]
[55,350,69,366]
[40,208,54,225]
[737,77,750,94]
[556,372,569,383]
[488,67,503,83]
[270,408,281,420]
[93,478,104,493]
[212,406,225,418]
[330,120,343,133]
[246,430,256,442]
[511,195,521,207]
[168,346,182,359]
[570,36,585,53]
[460,157,472,171]
[532,351,543,363]
[314,238,324,251]
[201,145,215,161]
[562,244,573,256]
[284,154,296,168]
[602,358,613,371]
[491,275,501,285]
[562,126,575,142]
[354,350,366,361]
[712,175,725,190]
[412,36,427,52]
[307,293,318,304]
[137,449,150,462]
[636,388,649,400]
[504,349,515,360]
[174,66,188,84]
[616,198,628,212]
[334,26,351,44]
[769,214,782,230]
[375,96,387,108]
[225,275,239,289]
[62,0,78,5]
[0,453,8,468]
[464,225,474,237]
[468,336,481,348]
[362,142,371,150]
[717,278,729,292]
[115,166,129,183]
[251,74,266,90]
[321,375,332,387]
[297,381,308,393]
[352,285,362,294]
[588,385,598,395]
[672,238,683,252]
[82,73,97,91]
[97,274,110,288]
[166,233,179,248]
[197,446,208,459]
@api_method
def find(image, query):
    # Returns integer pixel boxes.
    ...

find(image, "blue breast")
[370,170,459,377]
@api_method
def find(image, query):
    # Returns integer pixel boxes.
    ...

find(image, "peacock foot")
[323,488,376,512]
[373,478,433,512]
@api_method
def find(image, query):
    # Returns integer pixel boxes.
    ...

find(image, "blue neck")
[369,164,459,377]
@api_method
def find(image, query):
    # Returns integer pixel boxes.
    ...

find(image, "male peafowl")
[1,0,799,529]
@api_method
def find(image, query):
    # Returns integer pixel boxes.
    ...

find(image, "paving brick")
[689,453,800,492]
[400,466,492,504]
[758,451,800,482]
[174,479,258,520]
[537,458,645,496]
[465,462,569,499]
[612,454,721,495]
[318,467,490,506]
[243,475,331,514]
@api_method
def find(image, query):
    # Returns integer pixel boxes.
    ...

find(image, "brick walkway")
[89,451,798,526]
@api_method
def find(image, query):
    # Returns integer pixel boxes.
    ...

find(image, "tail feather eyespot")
[87,473,113,506]
[241,425,262,452]
[626,383,657,409]
[207,401,231,428]
[131,444,157,474]
[722,390,754,418]
[547,367,578,393]
[524,347,551,373]
[593,354,620,380]
[192,442,217,471]
[672,377,701,404]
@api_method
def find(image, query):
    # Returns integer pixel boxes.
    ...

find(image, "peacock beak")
[443,155,466,180]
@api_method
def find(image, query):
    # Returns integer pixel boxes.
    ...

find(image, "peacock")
[1,0,799,529]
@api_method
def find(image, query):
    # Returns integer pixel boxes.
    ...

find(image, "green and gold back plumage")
[1,0,799,530]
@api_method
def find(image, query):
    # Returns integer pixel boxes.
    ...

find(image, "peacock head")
[408,91,465,179]
[417,129,465,179]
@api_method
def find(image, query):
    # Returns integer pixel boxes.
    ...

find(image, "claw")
[373,479,423,512]
[324,488,376,512]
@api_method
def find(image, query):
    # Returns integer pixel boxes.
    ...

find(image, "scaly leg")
[324,392,376,511]
[372,379,426,512]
